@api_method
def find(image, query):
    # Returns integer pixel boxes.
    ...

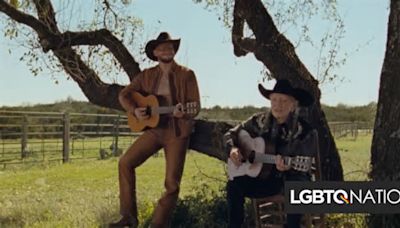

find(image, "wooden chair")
[252,130,325,228]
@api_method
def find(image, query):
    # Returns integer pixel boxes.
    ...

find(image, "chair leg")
[305,214,311,228]
[278,202,284,225]
[253,199,261,228]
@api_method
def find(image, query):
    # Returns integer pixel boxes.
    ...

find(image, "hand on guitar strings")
[173,103,185,118]
[275,155,291,171]
[134,107,150,120]
[229,147,243,167]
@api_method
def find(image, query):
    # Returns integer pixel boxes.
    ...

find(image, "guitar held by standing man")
[109,32,200,228]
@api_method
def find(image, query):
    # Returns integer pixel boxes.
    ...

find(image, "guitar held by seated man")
[227,129,313,180]
[224,79,318,228]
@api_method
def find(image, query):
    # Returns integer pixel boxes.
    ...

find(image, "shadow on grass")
[0,215,25,228]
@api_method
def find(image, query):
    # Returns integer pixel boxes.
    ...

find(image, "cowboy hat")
[258,80,314,106]
[145,32,180,61]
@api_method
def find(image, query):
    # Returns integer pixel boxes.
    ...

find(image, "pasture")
[0,135,371,227]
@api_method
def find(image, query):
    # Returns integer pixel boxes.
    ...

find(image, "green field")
[336,135,371,181]
[0,135,372,227]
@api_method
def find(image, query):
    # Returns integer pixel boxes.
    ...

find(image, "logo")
[285,182,400,213]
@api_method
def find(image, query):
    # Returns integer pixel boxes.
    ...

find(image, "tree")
[369,0,400,226]
[0,0,343,180]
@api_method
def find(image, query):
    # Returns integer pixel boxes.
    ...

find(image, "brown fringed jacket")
[121,61,200,138]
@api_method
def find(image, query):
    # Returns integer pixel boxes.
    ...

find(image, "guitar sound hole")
[145,106,152,116]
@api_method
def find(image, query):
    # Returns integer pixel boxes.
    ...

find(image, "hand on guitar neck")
[275,154,291,171]
[227,129,313,180]
[172,103,185,118]
[134,103,185,120]
[126,92,199,132]
[229,148,289,171]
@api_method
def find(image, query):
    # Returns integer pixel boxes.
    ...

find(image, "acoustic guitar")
[227,130,313,180]
[127,91,198,132]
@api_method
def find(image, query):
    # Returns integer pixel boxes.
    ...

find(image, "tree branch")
[40,29,141,80]
[53,47,125,110]
[189,120,232,161]
[32,0,59,33]
[0,0,52,38]
[232,1,247,56]
[232,0,343,180]
[234,0,317,90]
[33,0,140,80]
[0,0,141,80]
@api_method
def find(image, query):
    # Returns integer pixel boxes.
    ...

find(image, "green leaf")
[9,0,19,8]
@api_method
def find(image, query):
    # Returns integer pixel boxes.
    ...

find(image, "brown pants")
[118,127,189,227]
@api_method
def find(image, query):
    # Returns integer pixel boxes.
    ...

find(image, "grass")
[0,151,226,227]
[0,134,372,227]
[335,134,371,181]
[326,134,372,228]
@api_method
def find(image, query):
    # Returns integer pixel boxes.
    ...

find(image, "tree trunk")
[369,0,400,226]
[232,0,343,180]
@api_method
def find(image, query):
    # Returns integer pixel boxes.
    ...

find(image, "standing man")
[224,80,317,228]
[110,32,200,228]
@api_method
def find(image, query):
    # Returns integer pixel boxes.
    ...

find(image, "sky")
[0,0,390,108]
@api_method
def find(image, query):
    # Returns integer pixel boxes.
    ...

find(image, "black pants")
[227,174,307,228]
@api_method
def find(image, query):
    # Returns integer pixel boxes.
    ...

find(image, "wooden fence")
[0,110,373,168]
[328,121,373,139]
[0,110,140,168]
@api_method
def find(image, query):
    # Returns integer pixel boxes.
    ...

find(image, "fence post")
[21,115,28,159]
[63,112,70,163]
[354,122,359,139]
[112,115,120,156]
[0,131,3,158]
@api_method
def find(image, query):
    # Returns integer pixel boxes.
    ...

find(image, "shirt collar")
[156,60,178,74]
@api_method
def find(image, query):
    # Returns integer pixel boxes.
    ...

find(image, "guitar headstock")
[290,156,314,172]
[185,102,198,114]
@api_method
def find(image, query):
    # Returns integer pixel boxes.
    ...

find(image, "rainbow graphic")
[340,194,350,204]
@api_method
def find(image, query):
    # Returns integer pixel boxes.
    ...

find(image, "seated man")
[224,79,318,228]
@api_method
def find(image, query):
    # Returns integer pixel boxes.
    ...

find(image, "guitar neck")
[254,153,277,164]
[254,153,292,165]
[152,106,175,115]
